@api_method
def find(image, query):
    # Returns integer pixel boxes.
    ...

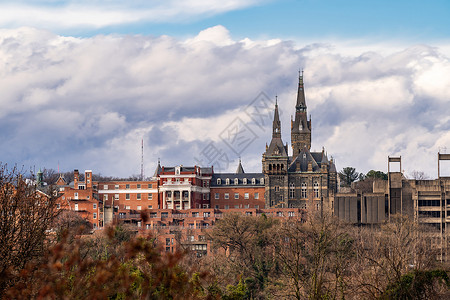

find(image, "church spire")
[296,70,307,113]
[272,96,281,138]
[291,70,311,154]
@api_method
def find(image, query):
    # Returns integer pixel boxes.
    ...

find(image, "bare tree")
[0,163,59,296]
[352,215,439,299]
[409,170,430,180]
[53,210,91,241]
[207,213,279,298]
[272,212,355,300]
[41,168,59,185]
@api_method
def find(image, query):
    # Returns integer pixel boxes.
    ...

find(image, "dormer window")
[260,178,264,184]
[217,178,221,185]
[234,178,238,185]
[252,178,256,185]
[243,178,247,185]
[226,178,230,185]
[175,166,180,175]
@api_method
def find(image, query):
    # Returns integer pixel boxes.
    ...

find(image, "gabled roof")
[56,174,67,185]
[288,147,320,172]
[266,137,288,157]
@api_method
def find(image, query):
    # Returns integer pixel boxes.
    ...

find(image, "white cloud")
[0,1,264,30]
[0,26,450,178]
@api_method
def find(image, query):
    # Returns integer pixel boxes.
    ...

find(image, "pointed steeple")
[265,99,288,157]
[291,70,311,154]
[272,96,281,138]
[296,70,307,112]
[235,158,245,174]
[153,158,162,178]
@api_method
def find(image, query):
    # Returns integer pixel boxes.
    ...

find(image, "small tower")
[291,71,311,155]
[262,98,289,208]
[153,159,162,178]
[36,169,44,188]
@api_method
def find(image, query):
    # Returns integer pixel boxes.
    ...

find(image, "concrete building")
[334,154,450,260]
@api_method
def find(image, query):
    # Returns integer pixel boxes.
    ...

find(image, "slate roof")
[288,147,321,172]
[160,166,213,174]
[266,137,288,157]
[211,173,265,187]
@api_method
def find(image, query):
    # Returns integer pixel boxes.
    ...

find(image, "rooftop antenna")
[141,138,144,181]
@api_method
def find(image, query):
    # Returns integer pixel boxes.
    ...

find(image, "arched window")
[234,178,239,185]
[252,178,256,185]
[301,182,307,198]
[243,178,247,185]
[260,178,264,185]
[226,178,230,185]
[217,178,221,185]
[314,181,319,198]
[289,182,295,198]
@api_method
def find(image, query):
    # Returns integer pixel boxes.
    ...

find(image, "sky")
[1,0,450,179]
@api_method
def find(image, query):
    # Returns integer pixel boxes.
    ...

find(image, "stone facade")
[262,74,338,210]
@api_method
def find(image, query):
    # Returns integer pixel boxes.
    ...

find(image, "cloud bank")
[0,26,449,178]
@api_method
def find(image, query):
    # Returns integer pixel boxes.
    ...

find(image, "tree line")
[339,167,431,187]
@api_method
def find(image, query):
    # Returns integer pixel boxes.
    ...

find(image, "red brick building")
[157,164,213,210]
[54,159,265,231]
[56,170,102,228]
[115,207,305,256]
[210,160,265,209]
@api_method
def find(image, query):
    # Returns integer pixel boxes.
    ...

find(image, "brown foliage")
[6,226,213,299]
[0,164,59,296]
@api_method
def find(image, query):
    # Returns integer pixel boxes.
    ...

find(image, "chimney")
[85,170,92,188]
[74,169,79,189]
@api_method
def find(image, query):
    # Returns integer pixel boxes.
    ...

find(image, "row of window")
[164,178,210,187]
[214,192,259,200]
[103,183,153,190]
[216,178,264,185]
[102,193,154,200]
[219,204,258,209]
[418,210,441,218]
[287,182,320,198]
[418,200,442,207]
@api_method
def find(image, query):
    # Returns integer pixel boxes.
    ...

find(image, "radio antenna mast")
[141,138,144,181]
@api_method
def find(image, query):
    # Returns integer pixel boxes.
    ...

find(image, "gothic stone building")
[263,74,338,209]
